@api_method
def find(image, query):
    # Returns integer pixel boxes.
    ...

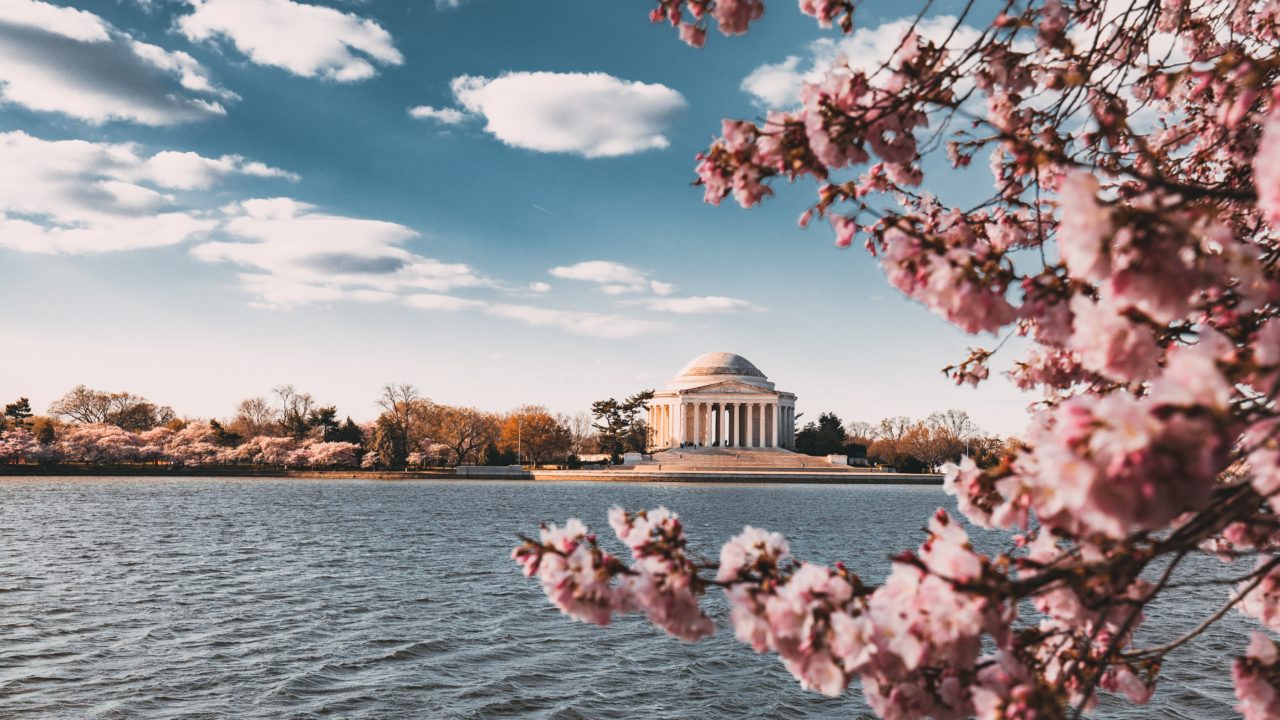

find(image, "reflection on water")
[0,478,1251,718]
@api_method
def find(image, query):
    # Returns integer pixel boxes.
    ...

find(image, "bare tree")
[232,396,278,437]
[902,422,965,471]
[927,409,978,441]
[845,420,877,445]
[876,416,913,443]
[377,383,435,455]
[564,411,599,456]
[435,406,498,465]
[48,385,174,431]
[273,385,316,438]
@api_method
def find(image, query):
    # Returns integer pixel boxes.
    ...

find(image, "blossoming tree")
[514,0,1280,716]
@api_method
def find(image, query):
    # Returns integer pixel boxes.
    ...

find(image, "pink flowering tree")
[0,429,51,464]
[233,436,298,467]
[517,0,1280,716]
[298,440,360,468]
[59,424,143,464]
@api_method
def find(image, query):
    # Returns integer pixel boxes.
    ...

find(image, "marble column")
[769,404,778,448]
[670,403,677,447]
[675,402,682,447]
[763,404,772,448]
[773,399,783,445]
[718,402,727,446]
[665,399,675,445]
[693,403,701,446]
[712,403,718,446]
[747,403,755,447]
[732,399,742,445]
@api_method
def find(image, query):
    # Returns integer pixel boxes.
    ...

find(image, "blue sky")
[0,0,1033,435]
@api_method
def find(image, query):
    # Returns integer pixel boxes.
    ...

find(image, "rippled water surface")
[0,478,1256,718]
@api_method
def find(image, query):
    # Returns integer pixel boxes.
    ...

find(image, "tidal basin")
[0,478,1254,718]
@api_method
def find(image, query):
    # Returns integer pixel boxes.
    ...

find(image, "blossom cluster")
[516,509,1119,718]
[511,508,715,638]
[521,0,1280,714]
[1234,632,1280,720]
[609,507,715,640]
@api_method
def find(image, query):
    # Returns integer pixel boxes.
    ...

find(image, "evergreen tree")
[209,419,242,447]
[333,417,363,445]
[591,390,654,463]
[3,397,32,426]
[794,412,850,456]
[308,405,340,440]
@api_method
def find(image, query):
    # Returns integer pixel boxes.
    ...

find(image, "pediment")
[680,380,777,395]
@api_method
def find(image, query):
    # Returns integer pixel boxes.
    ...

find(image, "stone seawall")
[525,469,943,484]
[0,465,942,484]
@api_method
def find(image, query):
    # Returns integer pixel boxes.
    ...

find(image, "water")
[0,478,1254,718]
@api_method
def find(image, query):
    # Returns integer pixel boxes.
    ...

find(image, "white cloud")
[549,260,651,292]
[1,0,110,42]
[447,72,686,157]
[640,296,757,314]
[529,281,552,293]
[404,293,486,311]
[141,151,298,190]
[0,131,291,254]
[0,0,235,124]
[193,198,491,307]
[741,16,980,108]
[649,280,676,296]
[400,292,670,339]
[178,0,402,82]
[741,56,807,109]
[408,105,467,125]
[484,304,669,339]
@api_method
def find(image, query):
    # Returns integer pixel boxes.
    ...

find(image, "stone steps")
[637,448,858,472]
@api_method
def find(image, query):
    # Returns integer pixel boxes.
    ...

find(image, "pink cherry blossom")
[1057,172,1112,282]
[1254,109,1280,229]
[1234,632,1280,720]
[1066,292,1161,382]
[609,507,714,641]
[1236,557,1280,632]
[709,0,762,34]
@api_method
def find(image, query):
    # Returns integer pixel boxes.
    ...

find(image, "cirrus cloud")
[440,71,687,158]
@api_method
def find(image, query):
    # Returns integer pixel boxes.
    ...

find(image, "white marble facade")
[646,352,797,451]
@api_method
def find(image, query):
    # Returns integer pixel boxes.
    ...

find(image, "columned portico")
[646,352,798,452]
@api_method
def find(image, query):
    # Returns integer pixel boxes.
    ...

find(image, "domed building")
[647,352,797,451]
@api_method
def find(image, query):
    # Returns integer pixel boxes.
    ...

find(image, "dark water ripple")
[0,478,1258,718]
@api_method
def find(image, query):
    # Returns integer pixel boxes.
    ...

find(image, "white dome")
[669,352,774,390]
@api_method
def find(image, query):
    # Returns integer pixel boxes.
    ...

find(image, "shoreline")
[0,464,943,484]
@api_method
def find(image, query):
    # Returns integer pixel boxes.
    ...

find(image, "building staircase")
[630,447,863,474]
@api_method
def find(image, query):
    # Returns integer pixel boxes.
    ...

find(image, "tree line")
[794,409,1013,472]
[0,384,604,470]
